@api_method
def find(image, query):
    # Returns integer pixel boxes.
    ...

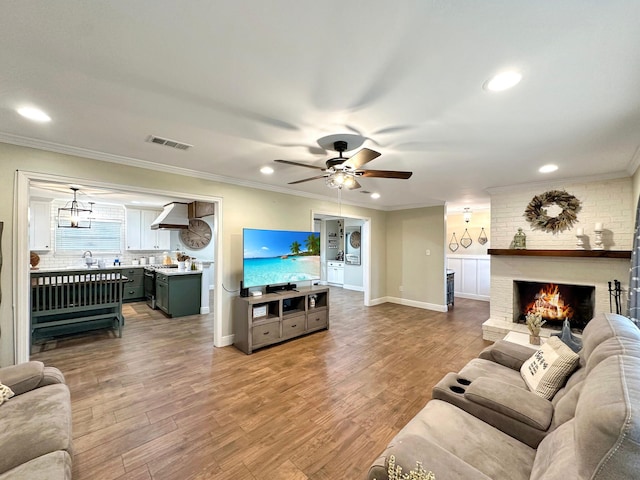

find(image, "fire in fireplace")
[513,280,595,331]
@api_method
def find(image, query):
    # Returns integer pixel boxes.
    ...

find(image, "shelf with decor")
[488,249,631,259]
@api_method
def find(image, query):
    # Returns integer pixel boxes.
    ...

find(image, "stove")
[143,265,179,308]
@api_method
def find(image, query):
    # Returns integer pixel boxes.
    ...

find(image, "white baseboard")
[218,334,234,347]
[343,284,364,292]
[200,306,210,315]
[369,296,447,312]
[454,292,490,302]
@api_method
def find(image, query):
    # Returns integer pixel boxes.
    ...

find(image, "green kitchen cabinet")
[121,267,145,302]
[155,272,202,318]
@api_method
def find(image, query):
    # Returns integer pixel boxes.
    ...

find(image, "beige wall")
[386,206,446,307]
[0,142,444,365]
[446,210,491,255]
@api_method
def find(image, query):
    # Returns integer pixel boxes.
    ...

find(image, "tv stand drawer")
[252,321,280,346]
[307,310,328,331]
[283,314,306,339]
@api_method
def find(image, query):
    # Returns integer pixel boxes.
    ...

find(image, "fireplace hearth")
[513,280,595,331]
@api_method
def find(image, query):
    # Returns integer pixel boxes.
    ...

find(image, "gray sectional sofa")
[0,361,72,479]
[367,313,640,480]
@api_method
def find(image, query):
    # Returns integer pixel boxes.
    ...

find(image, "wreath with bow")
[524,190,581,233]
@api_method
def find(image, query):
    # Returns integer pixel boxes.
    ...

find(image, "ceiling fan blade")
[347,179,362,190]
[288,174,327,185]
[360,169,413,179]
[275,159,324,170]
[343,148,381,169]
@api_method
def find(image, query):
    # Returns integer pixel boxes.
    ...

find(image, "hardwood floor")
[31,288,491,480]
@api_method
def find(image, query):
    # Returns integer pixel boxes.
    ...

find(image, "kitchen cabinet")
[29,200,52,251]
[327,261,344,285]
[121,267,145,302]
[126,208,171,251]
[155,272,202,317]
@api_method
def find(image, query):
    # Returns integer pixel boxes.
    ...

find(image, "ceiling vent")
[146,135,193,151]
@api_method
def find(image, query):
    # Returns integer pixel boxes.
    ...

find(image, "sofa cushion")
[574,355,640,480]
[0,383,72,475]
[0,361,44,396]
[580,313,640,362]
[0,451,71,480]
[585,336,640,373]
[529,420,577,480]
[458,358,528,388]
[520,337,579,399]
[368,435,493,480]
[389,400,535,480]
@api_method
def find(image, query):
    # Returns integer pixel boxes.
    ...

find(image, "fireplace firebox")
[513,280,595,331]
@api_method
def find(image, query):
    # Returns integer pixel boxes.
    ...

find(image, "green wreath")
[524,190,581,233]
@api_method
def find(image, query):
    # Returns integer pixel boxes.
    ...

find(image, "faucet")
[82,251,94,267]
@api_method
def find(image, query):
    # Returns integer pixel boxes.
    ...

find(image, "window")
[55,220,122,253]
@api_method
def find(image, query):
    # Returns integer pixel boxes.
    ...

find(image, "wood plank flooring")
[31,288,491,480]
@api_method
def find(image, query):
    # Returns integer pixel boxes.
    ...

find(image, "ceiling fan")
[275,140,412,190]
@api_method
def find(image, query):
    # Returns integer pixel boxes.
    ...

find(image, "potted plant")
[526,312,545,345]
[176,252,190,270]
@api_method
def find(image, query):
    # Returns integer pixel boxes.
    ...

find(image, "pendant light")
[57,187,93,228]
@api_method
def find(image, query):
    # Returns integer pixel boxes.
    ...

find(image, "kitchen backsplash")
[32,200,213,269]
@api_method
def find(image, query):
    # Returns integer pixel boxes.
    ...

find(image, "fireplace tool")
[609,280,622,314]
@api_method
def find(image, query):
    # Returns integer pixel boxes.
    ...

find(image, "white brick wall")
[490,177,633,250]
[485,177,634,338]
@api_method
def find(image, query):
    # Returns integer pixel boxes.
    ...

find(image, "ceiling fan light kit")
[275,139,413,192]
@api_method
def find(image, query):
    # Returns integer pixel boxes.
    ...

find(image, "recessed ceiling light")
[484,71,522,92]
[370,193,380,199]
[539,164,558,173]
[17,106,51,122]
[260,166,274,175]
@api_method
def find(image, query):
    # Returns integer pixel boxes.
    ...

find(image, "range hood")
[150,202,189,230]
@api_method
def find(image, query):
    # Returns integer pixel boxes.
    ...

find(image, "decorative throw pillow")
[520,336,580,399]
[0,382,15,405]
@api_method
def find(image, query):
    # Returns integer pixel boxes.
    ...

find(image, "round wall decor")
[524,190,581,233]
[180,219,212,249]
[349,230,361,248]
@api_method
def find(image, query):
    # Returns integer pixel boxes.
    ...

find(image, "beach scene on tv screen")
[243,229,320,287]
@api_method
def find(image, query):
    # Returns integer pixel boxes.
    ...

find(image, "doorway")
[14,170,224,364]
[312,211,371,306]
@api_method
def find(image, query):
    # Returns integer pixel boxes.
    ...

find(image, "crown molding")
[485,171,630,196]
[0,132,395,211]
[626,144,640,177]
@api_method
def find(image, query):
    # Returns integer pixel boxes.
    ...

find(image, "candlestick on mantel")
[576,228,585,249]
[594,225,604,250]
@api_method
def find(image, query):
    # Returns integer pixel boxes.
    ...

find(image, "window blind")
[55,220,122,253]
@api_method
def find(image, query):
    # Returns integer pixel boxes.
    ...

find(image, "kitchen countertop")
[154,269,202,276]
[33,265,202,275]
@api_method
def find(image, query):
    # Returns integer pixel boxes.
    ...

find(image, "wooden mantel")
[488,249,631,259]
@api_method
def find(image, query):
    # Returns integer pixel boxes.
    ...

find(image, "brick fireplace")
[483,253,630,341]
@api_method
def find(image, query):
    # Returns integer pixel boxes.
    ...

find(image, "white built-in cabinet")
[29,200,52,251]
[125,208,171,251]
[327,261,344,285]
[446,254,490,301]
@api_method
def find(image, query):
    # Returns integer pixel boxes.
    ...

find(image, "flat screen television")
[242,228,321,288]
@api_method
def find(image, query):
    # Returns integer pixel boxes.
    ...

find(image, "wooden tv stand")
[232,286,330,354]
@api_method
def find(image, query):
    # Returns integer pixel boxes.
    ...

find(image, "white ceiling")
[2,1,640,211]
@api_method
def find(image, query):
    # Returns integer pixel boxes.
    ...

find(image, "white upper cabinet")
[126,208,171,251]
[29,200,52,251]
